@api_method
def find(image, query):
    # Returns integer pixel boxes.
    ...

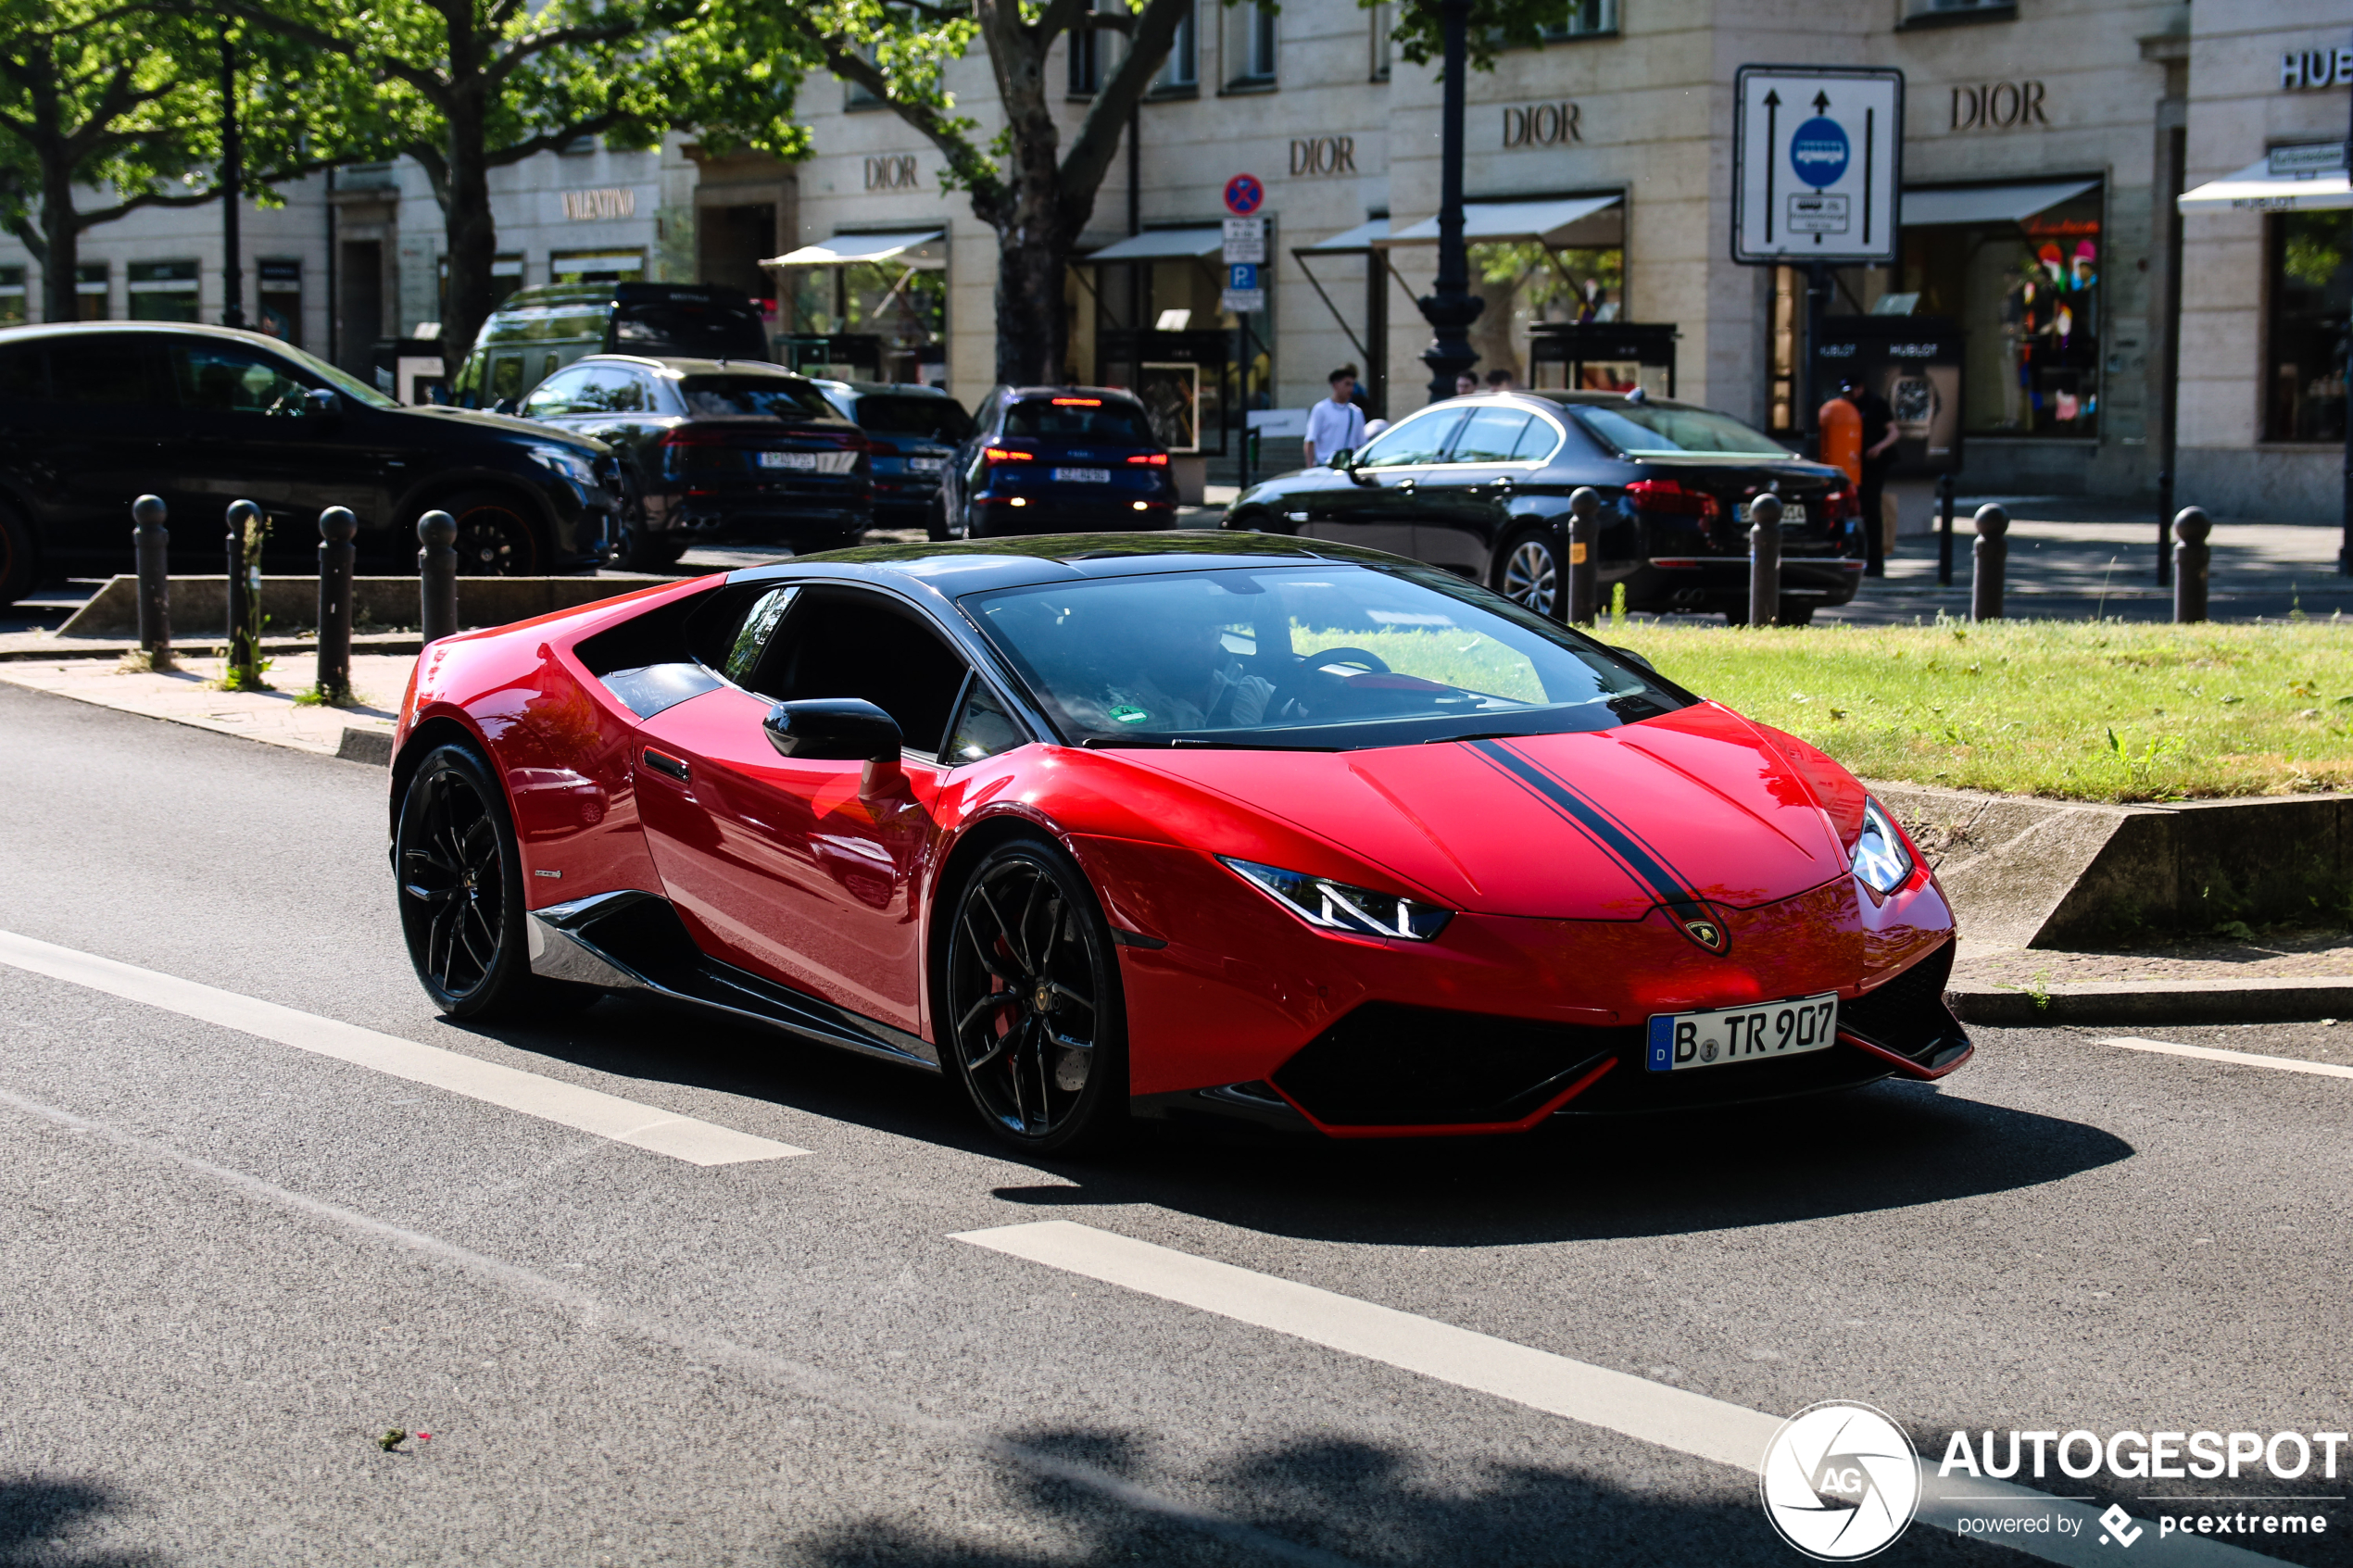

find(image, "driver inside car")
[1082,588,1276,734]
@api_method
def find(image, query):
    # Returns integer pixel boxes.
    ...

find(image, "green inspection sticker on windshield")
[1109,705,1150,724]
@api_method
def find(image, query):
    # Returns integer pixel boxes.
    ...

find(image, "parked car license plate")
[908,457,945,474]
[759,450,819,470]
[1644,993,1839,1072]
[1052,467,1111,483]
[1735,500,1806,524]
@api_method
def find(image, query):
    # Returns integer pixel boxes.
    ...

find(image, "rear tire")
[1493,527,1561,617]
[0,503,34,607]
[925,495,953,542]
[436,490,544,576]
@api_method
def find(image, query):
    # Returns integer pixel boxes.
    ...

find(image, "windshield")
[612,301,769,359]
[1573,403,1790,458]
[854,394,975,441]
[1003,398,1158,445]
[963,564,1689,750]
[680,374,839,419]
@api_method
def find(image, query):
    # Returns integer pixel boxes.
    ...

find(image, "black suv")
[0,321,618,602]
[811,380,974,530]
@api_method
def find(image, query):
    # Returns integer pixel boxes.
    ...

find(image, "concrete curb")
[56,573,672,638]
[336,727,395,767]
[1948,978,2353,1026]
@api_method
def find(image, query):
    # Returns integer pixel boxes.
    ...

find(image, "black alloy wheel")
[396,743,565,1018]
[1496,528,1560,617]
[442,491,543,576]
[943,837,1126,1153]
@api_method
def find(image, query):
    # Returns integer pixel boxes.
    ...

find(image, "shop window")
[1475,242,1622,388]
[1538,0,1617,39]
[782,237,949,385]
[257,258,302,346]
[1369,2,1392,80]
[75,263,108,320]
[1898,188,2102,438]
[0,266,23,326]
[2264,208,2350,444]
[549,248,645,285]
[1229,1,1276,84]
[1158,1,1198,90]
[127,259,199,323]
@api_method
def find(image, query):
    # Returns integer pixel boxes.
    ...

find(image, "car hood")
[1102,702,1861,920]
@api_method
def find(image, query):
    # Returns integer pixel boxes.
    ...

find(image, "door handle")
[1397,478,1417,493]
[641,747,690,783]
[1492,475,1515,491]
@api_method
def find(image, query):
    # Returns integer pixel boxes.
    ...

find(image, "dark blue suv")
[934,386,1177,539]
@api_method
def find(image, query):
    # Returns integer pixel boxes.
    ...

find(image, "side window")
[53,334,164,406]
[945,680,1026,764]
[724,586,797,685]
[1356,408,1467,468]
[576,368,647,413]
[1512,413,1563,460]
[0,343,46,401]
[1447,408,1535,464]
[488,355,526,405]
[757,591,971,756]
[522,367,592,417]
[169,340,314,414]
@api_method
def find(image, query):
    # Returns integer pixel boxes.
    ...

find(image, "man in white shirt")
[1302,367,1367,468]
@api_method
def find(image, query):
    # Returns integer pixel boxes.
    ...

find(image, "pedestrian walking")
[1484,367,1516,392]
[1843,376,1899,577]
[1454,371,1479,396]
[1304,366,1368,468]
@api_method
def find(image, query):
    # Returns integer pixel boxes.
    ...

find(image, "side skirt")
[527,889,939,1072]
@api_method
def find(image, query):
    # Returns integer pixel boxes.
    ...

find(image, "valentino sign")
[1503,102,1582,147]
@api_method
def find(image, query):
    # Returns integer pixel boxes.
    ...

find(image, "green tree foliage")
[0,4,319,322]
[230,0,806,373]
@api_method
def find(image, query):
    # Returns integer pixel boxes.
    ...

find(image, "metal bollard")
[317,506,358,702]
[1746,492,1783,627]
[2171,506,2210,623]
[418,509,459,644]
[132,494,171,670]
[225,498,264,685]
[2156,470,2174,588]
[1565,486,1601,626]
[1970,503,2008,622]
[1935,472,1955,588]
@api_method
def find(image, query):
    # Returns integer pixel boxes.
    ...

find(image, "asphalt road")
[3,681,2349,1568]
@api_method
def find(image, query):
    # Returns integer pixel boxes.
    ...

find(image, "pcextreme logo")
[1760,1401,1922,1561]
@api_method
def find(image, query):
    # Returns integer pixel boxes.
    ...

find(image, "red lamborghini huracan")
[389,533,1969,1152]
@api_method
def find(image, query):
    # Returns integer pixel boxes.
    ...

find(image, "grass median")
[1602,617,2353,803]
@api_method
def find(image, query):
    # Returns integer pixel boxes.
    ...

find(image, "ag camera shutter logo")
[1760,1401,1921,1561]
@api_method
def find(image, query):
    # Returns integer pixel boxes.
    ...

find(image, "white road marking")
[0,930,804,1166]
[2097,1035,2353,1081]
[955,1221,2288,1568]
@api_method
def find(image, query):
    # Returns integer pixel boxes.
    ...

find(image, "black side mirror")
[1327,446,1353,470]
[764,697,902,761]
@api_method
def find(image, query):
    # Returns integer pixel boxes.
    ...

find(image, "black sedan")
[812,380,975,531]
[520,355,871,570]
[934,385,1178,540]
[1223,390,1866,623]
[0,320,619,601]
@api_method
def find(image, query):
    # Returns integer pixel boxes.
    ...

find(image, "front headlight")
[1221,857,1453,941]
[1850,797,1915,896]
[525,443,598,486]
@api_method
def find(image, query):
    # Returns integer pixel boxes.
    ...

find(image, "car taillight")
[1051,397,1102,407]
[865,437,898,457]
[1125,452,1168,466]
[1822,488,1859,523]
[1623,479,1722,521]
[658,425,733,446]
[983,446,1034,462]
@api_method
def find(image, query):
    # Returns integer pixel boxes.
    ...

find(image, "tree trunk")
[993,224,1071,386]
[437,95,497,383]
[38,149,77,324]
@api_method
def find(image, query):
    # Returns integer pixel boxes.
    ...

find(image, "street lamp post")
[219,19,244,331]
[1416,0,1481,400]
[2341,44,2353,575]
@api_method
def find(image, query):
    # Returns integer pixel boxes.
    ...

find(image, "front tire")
[396,743,570,1019]
[436,490,544,576]
[942,836,1127,1154]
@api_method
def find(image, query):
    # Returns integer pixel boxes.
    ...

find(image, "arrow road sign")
[1732,66,1903,266]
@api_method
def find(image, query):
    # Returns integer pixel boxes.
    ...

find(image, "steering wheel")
[1270,646,1391,720]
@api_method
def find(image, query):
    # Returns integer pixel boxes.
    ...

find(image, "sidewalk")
[0,651,410,762]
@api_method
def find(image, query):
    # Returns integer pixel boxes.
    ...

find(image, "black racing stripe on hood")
[1467,738,1711,923]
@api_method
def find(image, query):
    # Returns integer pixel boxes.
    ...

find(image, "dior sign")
[1503,102,1582,147]
[864,155,919,190]
[1290,136,1357,177]
[1950,81,2049,131]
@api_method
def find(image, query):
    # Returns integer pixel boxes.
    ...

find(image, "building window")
[549,249,645,284]
[1158,1,1197,89]
[1899,185,2102,438]
[127,259,199,323]
[1230,1,1275,84]
[0,266,23,326]
[2266,207,2350,443]
[1369,2,1392,80]
[75,262,109,320]
[1537,0,1617,40]
[256,259,302,346]
[1069,1,1112,94]
[846,44,882,108]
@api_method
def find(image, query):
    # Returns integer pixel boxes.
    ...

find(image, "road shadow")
[455,997,2131,1250]
[778,1424,2009,1567]
[0,1476,157,1567]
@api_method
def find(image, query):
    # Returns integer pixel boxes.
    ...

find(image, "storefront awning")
[1382,194,1621,246]
[1083,226,1226,262]
[765,230,944,267]
[2177,148,2353,214]
[1899,180,2099,229]
[1298,218,1390,256]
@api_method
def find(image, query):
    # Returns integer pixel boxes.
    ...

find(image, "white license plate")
[908,457,944,474]
[1644,992,1839,1073]
[1052,467,1111,483]
[1735,501,1806,524]
[758,450,815,470]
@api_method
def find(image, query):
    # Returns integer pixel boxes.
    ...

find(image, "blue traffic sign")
[1224,174,1265,216]
[1227,262,1260,291]
[1789,116,1849,189]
